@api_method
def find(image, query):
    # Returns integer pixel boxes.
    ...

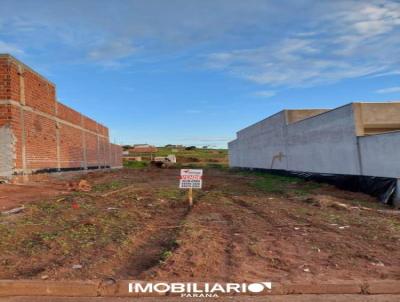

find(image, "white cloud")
[0,0,277,66]
[376,87,400,94]
[0,0,399,84]
[0,40,23,54]
[87,39,137,67]
[371,70,400,77]
[253,90,276,98]
[206,0,400,87]
[207,38,389,87]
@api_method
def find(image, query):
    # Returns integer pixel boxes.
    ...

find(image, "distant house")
[123,156,142,162]
[133,144,152,148]
[165,144,184,149]
[129,144,158,153]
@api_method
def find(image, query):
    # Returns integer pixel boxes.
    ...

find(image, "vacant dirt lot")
[0,167,399,283]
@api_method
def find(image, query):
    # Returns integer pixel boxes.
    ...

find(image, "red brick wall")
[110,144,123,167]
[57,102,81,125]
[24,68,56,114]
[85,132,99,167]
[0,56,20,101]
[24,111,58,169]
[0,54,122,175]
[59,123,84,168]
[82,116,98,133]
[0,104,12,127]
[0,57,11,101]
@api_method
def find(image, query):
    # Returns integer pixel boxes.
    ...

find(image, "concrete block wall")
[0,54,122,178]
[286,104,361,175]
[358,131,400,178]
[110,143,123,168]
[229,102,400,179]
[230,112,288,169]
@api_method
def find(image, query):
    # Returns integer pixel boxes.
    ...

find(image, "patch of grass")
[125,147,228,168]
[319,211,348,225]
[237,170,320,195]
[387,219,400,232]
[346,198,387,210]
[160,250,173,263]
[149,147,229,165]
[251,173,300,194]
[292,182,322,196]
[205,163,229,170]
[155,188,183,200]
[0,195,139,263]
[124,160,149,169]
[93,180,124,192]
[20,234,49,255]
[294,207,312,217]
[157,147,227,159]
[159,238,179,263]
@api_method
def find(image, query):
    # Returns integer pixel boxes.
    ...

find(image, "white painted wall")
[229,103,400,179]
[229,105,361,175]
[229,103,400,205]
[359,131,400,178]
[286,104,361,175]
[229,112,288,169]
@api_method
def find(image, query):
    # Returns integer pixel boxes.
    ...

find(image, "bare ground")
[1,295,400,302]
[0,167,399,283]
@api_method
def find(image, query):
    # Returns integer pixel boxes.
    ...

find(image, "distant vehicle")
[151,155,176,168]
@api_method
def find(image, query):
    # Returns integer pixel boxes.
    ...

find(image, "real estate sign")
[179,169,203,189]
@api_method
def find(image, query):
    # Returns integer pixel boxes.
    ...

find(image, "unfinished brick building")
[0,54,122,179]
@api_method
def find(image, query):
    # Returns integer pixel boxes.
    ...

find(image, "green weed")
[93,180,124,192]
[124,161,149,169]
[238,170,320,195]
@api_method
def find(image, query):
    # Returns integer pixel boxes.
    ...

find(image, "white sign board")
[179,169,203,189]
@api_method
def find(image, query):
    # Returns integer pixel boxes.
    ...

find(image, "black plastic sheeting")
[245,168,397,204]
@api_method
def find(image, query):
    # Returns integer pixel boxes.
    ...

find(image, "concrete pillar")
[54,102,61,172]
[96,137,100,169]
[17,64,27,177]
[0,126,15,179]
[102,138,106,167]
[55,122,61,171]
[80,115,87,170]
[108,142,112,168]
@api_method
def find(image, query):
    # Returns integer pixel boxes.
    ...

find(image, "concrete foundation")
[395,180,400,208]
[229,102,400,203]
[0,125,15,178]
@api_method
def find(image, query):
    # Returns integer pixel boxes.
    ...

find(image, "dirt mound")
[67,179,92,192]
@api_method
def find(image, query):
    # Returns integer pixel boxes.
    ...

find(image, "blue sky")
[0,0,399,148]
